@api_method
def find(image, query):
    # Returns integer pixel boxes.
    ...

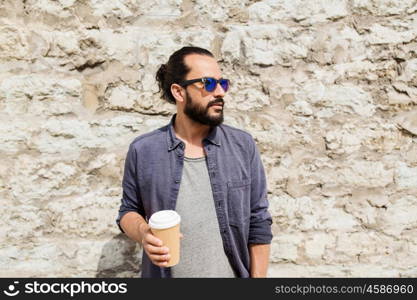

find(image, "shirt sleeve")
[248,137,273,244]
[116,142,145,233]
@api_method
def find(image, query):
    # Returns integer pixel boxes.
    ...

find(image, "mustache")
[207,98,224,107]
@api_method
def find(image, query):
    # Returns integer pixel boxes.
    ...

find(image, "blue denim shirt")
[116,114,272,278]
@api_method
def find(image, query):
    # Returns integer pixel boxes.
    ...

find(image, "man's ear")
[171,83,185,103]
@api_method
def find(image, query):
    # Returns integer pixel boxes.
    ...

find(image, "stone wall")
[1,0,417,277]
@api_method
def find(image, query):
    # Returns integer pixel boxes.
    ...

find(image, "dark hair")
[155,46,214,104]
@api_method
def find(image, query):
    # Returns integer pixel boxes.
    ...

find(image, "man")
[116,46,272,278]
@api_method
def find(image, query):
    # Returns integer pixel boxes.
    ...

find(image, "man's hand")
[140,224,171,267]
[120,212,183,267]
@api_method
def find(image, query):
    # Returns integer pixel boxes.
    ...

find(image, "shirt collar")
[166,114,221,151]
[167,114,183,151]
[204,125,221,146]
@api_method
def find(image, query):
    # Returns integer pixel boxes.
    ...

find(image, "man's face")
[183,89,224,126]
[181,54,226,126]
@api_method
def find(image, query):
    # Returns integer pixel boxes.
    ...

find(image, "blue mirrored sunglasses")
[179,77,230,92]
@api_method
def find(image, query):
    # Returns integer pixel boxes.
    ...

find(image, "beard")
[183,90,224,127]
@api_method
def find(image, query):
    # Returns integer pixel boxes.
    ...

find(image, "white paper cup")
[149,210,181,267]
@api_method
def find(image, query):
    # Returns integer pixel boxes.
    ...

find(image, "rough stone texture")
[1,0,417,278]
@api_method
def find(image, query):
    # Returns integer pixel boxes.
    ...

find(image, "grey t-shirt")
[171,156,236,278]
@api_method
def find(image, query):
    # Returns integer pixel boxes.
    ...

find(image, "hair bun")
[155,63,167,93]
[159,63,167,74]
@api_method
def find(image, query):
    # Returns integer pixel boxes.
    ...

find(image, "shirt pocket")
[227,178,251,226]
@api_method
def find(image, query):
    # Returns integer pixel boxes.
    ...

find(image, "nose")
[212,82,226,98]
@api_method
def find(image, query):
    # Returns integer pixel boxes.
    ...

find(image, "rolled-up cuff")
[248,219,273,244]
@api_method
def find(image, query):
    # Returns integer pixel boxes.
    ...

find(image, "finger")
[145,245,169,255]
[149,253,171,263]
[143,233,163,247]
[180,233,184,239]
